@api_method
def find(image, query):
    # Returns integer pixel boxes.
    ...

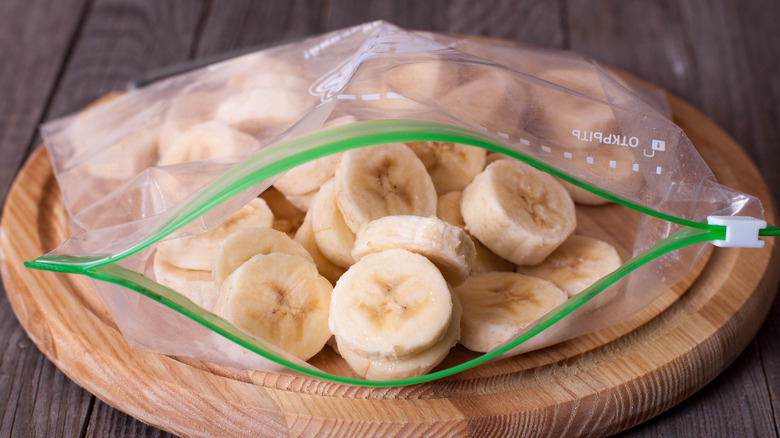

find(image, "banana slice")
[153,254,217,311]
[156,198,274,271]
[405,142,486,194]
[335,295,461,380]
[157,120,260,166]
[158,92,219,156]
[461,159,576,266]
[329,249,453,360]
[559,179,611,206]
[311,180,356,269]
[273,152,343,199]
[335,143,437,234]
[351,215,475,286]
[453,272,567,352]
[294,209,347,285]
[517,235,621,297]
[531,67,618,149]
[259,187,305,236]
[485,151,612,205]
[214,253,332,361]
[213,227,315,287]
[271,116,357,207]
[215,87,311,137]
[437,191,515,274]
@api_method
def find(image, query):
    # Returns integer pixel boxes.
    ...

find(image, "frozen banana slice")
[335,295,461,381]
[351,215,475,286]
[329,249,453,360]
[517,235,622,297]
[213,227,314,287]
[215,87,311,137]
[156,198,274,271]
[271,115,356,208]
[294,209,347,285]
[272,153,343,198]
[453,272,567,352]
[157,120,259,166]
[461,159,576,266]
[153,254,216,312]
[437,191,515,274]
[158,92,219,156]
[214,253,332,361]
[405,141,486,194]
[335,143,437,234]
[311,180,356,269]
[531,67,619,149]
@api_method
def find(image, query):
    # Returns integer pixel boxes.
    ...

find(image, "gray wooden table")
[1,1,778,436]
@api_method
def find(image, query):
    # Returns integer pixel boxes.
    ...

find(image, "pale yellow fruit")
[334,143,437,234]
[336,295,461,381]
[157,120,259,166]
[329,249,452,360]
[156,198,274,271]
[405,142,486,194]
[351,215,475,286]
[213,227,314,287]
[310,180,356,269]
[214,253,332,361]
[453,272,567,352]
[517,235,622,297]
[153,254,216,311]
[461,159,576,265]
[436,191,515,274]
[294,209,347,285]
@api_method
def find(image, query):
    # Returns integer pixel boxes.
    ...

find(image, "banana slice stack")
[153,139,625,379]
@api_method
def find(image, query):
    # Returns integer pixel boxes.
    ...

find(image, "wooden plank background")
[0,0,778,436]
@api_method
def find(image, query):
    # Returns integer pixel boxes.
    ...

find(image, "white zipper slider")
[707,216,767,248]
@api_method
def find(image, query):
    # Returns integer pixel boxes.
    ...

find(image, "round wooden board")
[1,92,778,437]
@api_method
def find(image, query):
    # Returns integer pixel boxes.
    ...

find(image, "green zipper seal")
[25,120,775,386]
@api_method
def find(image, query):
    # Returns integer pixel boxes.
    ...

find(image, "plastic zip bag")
[28,21,775,386]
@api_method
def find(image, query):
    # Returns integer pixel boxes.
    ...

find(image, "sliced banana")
[334,143,437,234]
[461,159,576,266]
[437,191,515,275]
[157,120,260,166]
[272,152,343,199]
[158,92,219,156]
[294,209,347,285]
[531,67,618,149]
[559,179,611,205]
[214,253,332,361]
[517,235,621,297]
[405,142,486,194]
[156,198,274,271]
[271,117,357,204]
[311,180,356,269]
[213,227,314,287]
[439,67,525,128]
[351,215,475,286]
[153,254,217,311]
[329,249,453,360]
[215,87,311,137]
[259,187,306,237]
[335,295,461,381]
[453,272,567,352]
[484,152,611,205]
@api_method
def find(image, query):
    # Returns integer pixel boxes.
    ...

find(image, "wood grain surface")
[1,1,779,436]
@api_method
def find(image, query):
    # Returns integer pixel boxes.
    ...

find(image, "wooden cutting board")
[0,91,777,437]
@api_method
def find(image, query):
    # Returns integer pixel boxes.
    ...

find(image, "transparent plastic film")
[27,21,773,385]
